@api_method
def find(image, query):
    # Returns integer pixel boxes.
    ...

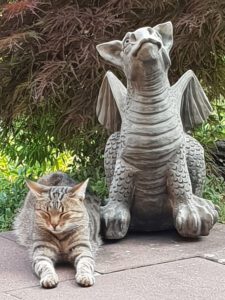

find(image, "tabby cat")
[14,172,101,288]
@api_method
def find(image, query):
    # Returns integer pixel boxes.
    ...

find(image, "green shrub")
[203,175,225,223]
[0,133,108,232]
[0,151,75,231]
[0,175,27,231]
[193,99,225,147]
[192,99,225,176]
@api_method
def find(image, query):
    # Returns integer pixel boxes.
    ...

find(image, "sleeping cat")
[14,172,101,288]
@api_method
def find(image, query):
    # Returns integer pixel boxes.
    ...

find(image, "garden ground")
[1,224,225,300]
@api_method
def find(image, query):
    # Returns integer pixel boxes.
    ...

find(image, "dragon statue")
[96,22,218,239]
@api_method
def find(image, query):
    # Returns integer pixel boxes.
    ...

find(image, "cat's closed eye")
[60,211,84,219]
[35,209,50,219]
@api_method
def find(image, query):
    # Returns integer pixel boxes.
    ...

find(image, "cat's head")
[26,179,89,234]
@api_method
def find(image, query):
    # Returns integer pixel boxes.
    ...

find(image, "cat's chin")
[49,226,76,235]
[51,229,63,234]
[48,228,65,235]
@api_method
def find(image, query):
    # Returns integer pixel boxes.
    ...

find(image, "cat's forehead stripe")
[48,187,69,204]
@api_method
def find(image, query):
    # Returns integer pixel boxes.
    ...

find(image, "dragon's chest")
[121,118,183,164]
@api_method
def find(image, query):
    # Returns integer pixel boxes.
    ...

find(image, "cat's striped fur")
[14,172,101,288]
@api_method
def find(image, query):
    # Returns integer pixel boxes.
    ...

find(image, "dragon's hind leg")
[167,144,218,237]
[104,131,121,189]
[185,134,206,197]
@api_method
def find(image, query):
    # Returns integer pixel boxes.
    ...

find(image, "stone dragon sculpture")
[96,22,218,239]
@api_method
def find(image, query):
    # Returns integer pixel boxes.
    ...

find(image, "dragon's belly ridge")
[129,159,174,231]
[130,189,174,231]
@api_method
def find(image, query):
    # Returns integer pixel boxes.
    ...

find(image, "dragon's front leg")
[101,158,135,239]
[167,145,218,237]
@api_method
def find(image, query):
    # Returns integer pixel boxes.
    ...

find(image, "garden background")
[0,0,225,231]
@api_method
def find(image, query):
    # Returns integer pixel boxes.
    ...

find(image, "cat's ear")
[26,180,49,198]
[68,179,89,200]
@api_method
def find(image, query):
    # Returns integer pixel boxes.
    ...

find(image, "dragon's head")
[97,22,173,82]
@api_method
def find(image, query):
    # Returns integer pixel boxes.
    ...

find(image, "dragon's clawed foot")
[101,201,130,239]
[174,196,218,237]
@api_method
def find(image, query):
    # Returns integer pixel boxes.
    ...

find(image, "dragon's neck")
[127,70,170,102]
[126,70,171,116]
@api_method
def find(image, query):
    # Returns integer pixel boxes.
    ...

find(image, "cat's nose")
[51,223,58,230]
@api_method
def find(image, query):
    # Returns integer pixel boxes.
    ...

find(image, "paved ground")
[1,224,225,300]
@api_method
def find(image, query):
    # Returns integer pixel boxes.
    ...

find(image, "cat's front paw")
[40,273,59,289]
[75,273,95,287]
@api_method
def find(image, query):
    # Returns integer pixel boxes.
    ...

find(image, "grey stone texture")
[96,22,218,239]
[1,225,225,299]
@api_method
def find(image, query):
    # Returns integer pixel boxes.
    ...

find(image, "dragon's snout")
[133,37,162,57]
[129,27,162,59]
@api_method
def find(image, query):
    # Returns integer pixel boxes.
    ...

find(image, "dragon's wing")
[96,71,127,132]
[172,70,212,131]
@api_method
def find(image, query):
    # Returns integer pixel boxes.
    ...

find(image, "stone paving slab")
[96,224,225,273]
[1,224,225,299]
[5,258,225,300]
[0,237,75,292]
[0,231,17,242]
[0,293,19,300]
[0,238,35,292]
[204,248,225,264]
